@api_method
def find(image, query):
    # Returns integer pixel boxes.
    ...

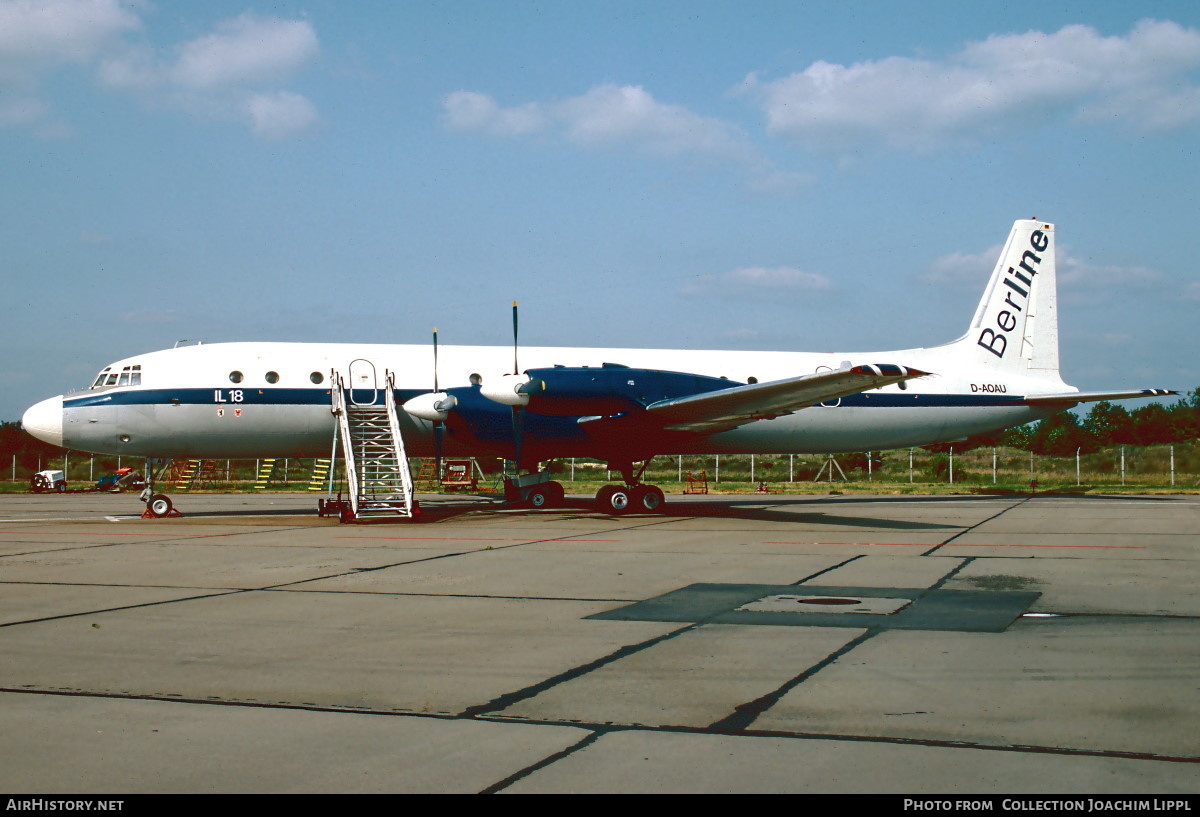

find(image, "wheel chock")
[140,507,184,518]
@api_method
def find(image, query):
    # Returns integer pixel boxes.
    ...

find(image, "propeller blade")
[512,301,519,375]
[512,406,524,472]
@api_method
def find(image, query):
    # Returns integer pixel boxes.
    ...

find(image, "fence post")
[1076,447,1081,486]
[789,454,794,482]
[715,455,720,483]
[992,448,997,484]
[750,454,755,482]
[1120,447,1125,486]
[678,455,682,482]
[1170,445,1175,486]
[949,446,954,484]
[909,448,913,483]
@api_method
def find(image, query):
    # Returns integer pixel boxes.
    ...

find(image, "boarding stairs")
[330,370,417,521]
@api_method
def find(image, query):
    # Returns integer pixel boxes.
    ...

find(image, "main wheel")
[632,484,665,513]
[147,493,173,518]
[596,484,632,515]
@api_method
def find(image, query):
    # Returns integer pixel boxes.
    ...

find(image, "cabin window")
[129,366,141,385]
[310,372,324,384]
[748,376,758,384]
[469,373,482,385]
[105,373,119,386]
[229,371,244,384]
[118,371,130,386]
[91,370,111,389]
[265,371,280,384]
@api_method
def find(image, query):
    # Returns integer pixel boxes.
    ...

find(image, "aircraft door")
[346,359,379,406]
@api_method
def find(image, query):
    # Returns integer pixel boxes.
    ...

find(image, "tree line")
[928,387,1200,456]
[3,386,1199,472]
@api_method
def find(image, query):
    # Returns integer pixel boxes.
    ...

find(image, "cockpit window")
[90,365,141,390]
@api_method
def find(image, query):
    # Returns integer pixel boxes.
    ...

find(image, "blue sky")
[3,0,1199,420]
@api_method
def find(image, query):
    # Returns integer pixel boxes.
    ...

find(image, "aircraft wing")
[1025,388,1176,406]
[612,364,931,434]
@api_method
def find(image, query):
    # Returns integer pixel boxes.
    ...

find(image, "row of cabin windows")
[229,370,325,385]
[90,365,142,389]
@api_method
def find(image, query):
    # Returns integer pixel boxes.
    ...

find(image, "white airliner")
[22,219,1172,515]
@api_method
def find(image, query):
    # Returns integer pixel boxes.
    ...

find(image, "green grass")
[3,443,1196,495]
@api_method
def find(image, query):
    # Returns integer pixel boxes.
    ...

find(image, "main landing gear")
[594,483,665,514]
[593,459,667,515]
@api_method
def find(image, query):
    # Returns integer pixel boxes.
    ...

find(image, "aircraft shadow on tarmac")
[155,489,1176,528]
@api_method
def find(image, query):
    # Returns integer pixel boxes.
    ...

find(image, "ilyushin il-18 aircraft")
[22,219,1173,519]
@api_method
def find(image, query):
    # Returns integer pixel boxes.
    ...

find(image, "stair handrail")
[384,369,415,515]
[331,372,360,516]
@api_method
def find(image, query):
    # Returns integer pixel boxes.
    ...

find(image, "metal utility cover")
[589,584,1039,633]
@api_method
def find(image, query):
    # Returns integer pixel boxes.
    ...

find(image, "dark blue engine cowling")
[523,363,742,417]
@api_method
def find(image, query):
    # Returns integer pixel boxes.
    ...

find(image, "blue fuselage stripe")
[64,387,1037,410]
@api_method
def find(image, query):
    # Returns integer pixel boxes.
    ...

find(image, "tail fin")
[960,219,1059,376]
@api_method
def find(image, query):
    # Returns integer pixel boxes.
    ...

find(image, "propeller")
[400,328,458,475]
[433,327,443,479]
[511,302,524,472]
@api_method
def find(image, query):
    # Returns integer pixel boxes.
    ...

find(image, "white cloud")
[443,83,805,191]
[445,83,747,156]
[920,244,1003,288]
[0,2,320,140]
[0,0,140,80]
[170,13,318,91]
[683,265,832,298]
[744,19,1200,153]
[443,90,546,136]
[243,91,318,140]
[925,240,1170,304]
[0,95,48,127]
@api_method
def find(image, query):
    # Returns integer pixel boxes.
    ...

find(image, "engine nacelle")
[480,373,544,407]
[402,392,458,421]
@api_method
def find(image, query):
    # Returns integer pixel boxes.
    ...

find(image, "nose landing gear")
[139,459,183,518]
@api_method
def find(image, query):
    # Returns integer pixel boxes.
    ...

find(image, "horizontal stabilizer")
[1026,389,1177,406]
[635,364,931,434]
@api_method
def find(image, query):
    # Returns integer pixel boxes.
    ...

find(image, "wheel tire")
[595,485,616,512]
[527,486,551,509]
[55,481,67,493]
[147,494,173,518]
[339,507,355,524]
[598,486,632,515]
[545,481,566,506]
[633,484,665,513]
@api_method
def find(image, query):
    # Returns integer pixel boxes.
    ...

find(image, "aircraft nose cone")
[22,395,64,447]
